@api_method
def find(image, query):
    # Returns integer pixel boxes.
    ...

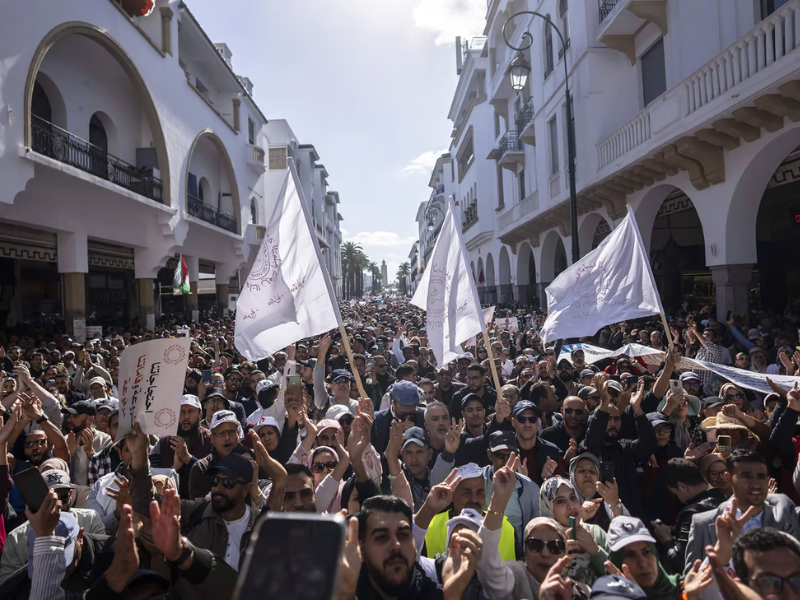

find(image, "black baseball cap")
[62,400,97,417]
[402,427,429,449]
[488,431,519,453]
[460,393,484,411]
[331,369,354,382]
[207,452,254,481]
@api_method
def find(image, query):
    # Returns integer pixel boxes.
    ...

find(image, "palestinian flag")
[173,255,191,294]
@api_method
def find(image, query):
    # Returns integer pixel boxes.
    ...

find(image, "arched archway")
[578,213,612,257]
[250,198,258,225]
[31,72,66,129]
[648,187,707,313]
[485,253,497,304]
[498,246,512,304]
[24,22,171,205]
[186,130,241,235]
[470,261,476,283]
[476,257,485,298]
[515,242,538,307]
[541,230,567,283]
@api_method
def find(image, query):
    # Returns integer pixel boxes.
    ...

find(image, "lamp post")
[503,12,579,264]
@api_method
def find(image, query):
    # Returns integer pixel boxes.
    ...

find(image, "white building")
[422,0,800,319]
[0,0,344,336]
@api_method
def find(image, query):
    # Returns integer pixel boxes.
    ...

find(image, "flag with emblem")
[172,254,191,295]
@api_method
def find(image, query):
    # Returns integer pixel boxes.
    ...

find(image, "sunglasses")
[525,537,566,555]
[752,575,800,595]
[211,476,246,489]
[25,439,48,449]
[311,460,338,473]
[339,416,354,425]
[586,395,600,402]
[655,425,672,434]
[564,408,584,416]
[516,415,538,424]
[503,393,519,400]
[228,377,243,384]
[725,393,745,401]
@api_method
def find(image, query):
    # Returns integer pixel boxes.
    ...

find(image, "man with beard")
[53,370,85,406]
[152,395,212,499]
[283,463,317,512]
[423,402,449,468]
[184,368,202,395]
[128,424,281,572]
[188,410,249,500]
[88,411,123,485]
[555,358,581,397]
[93,398,118,435]
[222,369,248,427]
[540,396,586,456]
[570,348,588,373]
[450,365,497,418]
[433,365,464,409]
[63,400,112,486]
[240,369,266,416]
[372,353,397,398]
[581,380,656,519]
[28,352,44,380]
[454,354,473,384]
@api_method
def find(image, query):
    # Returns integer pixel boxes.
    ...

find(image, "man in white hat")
[188,410,249,500]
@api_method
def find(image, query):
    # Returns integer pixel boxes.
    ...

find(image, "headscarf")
[569,453,600,504]
[719,383,751,412]
[307,446,340,470]
[609,542,682,600]
[538,478,599,586]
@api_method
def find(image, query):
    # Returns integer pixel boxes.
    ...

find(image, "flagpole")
[481,332,504,397]
[660,313,675,352]
[338,325,369,399]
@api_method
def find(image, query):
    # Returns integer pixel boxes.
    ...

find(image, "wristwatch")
[167,537,194,568]
[609,501,623,511]
[36,414,48,425]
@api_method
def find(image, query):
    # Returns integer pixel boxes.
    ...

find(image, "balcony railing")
[187,193,237,233]
[498,191,539,231]
[499,130,523,156]
[595,0,800,170]
[435,183,445,195]
[599,0,619,23]
[549,171,562,199]
[31,115,163,202]
[515,97,535,132]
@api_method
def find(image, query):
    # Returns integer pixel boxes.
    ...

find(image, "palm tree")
[396,262,411,296]
[341,241,369,299]
[367,261,381,294]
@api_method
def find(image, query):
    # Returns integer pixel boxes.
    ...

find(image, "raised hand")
[424,468,463,514]
[579,498,603,521]
[0,404,22,446]
[107,476,132,518]
[169,436,191,469]
[684,559,713,600]
[386,419,403,460]
[338,511,363,598]
[150,489,183,562]
[596,477,620,507]
[539,555,575,600]
[26,489,61,537]
[442,529,483,600]
[564,438,578,463]
[714,498,758,564]
[491,453,519,511]
[566,522,599,555]
[684,442,711,462]
[629,379,646,416]
[541,456,558,480]
[604,560,634,582]
[358,397,374,420]
[706,545,762,600]
[444,418,464,454]
[786,381,800,412]
[104,505,140,593]
[495,397,511,423]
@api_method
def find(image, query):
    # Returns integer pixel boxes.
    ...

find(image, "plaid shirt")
[88,444,119,486]
[695,340,724,383]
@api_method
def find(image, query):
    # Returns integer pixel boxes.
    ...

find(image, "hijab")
[609,542,682,600]
[569,453,611,531]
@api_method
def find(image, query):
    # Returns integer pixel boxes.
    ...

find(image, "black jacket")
[540,420,585,453]
[581,409,657,520]
[660,487,727,574]
[450,386,497,418]
[371,407,425,455]
[355,562,441,600]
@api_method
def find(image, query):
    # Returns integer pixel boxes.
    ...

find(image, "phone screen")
[14,467,49,513]
[234,514,345,600]
[202,369,212,383]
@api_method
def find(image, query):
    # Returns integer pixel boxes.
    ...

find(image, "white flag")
[539,206,663,343]
[411,199,483,364]
[235,161,343,360]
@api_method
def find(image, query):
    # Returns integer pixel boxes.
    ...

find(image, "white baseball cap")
[181,394,202,410]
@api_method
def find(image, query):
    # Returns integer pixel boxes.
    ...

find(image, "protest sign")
[116,337,191,441]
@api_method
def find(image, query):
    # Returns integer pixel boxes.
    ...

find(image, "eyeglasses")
[212,428,239,439]
[655,425,672,434]
[503,393,519,400]
[525,537,566,555]
[211,476,246,489]
[340,416,354,425]
[586,395,600,402]
[564,408,584,416]
[398,412,416,422]
[25,439,48,449]
[516,415,538,424]
[228,377,243,384]
[311,461,338,473]
[751,574,800,595]
[708,469,727,479]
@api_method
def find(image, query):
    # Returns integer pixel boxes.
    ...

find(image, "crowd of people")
[1,299,800,599]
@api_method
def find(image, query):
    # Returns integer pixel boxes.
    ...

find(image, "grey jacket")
[685,493,800,575]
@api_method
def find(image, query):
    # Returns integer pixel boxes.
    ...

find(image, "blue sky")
[185,0,485,279]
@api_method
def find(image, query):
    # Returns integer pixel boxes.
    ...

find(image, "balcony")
[434,183,445,196]
[497,191,539,234]
[187,193,237,233]
[498,130,525,171]
[596,0,668,64]
[595,0,800,176]
[247,144,266,174]
[31,115,163,202]
[549,171,562,199]
[515,97,536,146]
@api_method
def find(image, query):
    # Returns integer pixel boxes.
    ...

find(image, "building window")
[518,169,526,201]
[248,118,255,145]
[559,0,569,53]
[544,18,554,78]
[641,38,667,106]
[250,198,258,224]
[761,0,791,19]
[457,129,475,183]
[548,117,559,175]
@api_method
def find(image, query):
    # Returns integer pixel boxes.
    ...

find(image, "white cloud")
[401,148,449,177]
[346,231,417,247]
[412,0,486,45]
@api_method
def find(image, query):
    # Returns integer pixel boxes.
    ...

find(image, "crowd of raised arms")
[2,299,800,600]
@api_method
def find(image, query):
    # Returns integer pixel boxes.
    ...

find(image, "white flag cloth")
[116,338,191,441]
[539,206,663,343]
[411,199,484,364]
[235,161,343,360]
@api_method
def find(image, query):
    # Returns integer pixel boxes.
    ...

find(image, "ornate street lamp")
[503,12,579,263]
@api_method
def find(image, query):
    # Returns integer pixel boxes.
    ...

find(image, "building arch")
[185,130,242,235]
[540,230,567,282]
[24,22,171,205]
[578,213,612,257]
[498,246,513,304]
[477,256,485,286]
[485,253,496,287]
[31,72,67,129]
[515,241,537,307]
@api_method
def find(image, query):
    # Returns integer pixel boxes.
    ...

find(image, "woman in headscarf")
[539,476,609,586]
[606,516,685,600]
[569,453,628,531]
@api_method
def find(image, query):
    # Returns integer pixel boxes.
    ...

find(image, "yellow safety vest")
[424,511,516,560]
